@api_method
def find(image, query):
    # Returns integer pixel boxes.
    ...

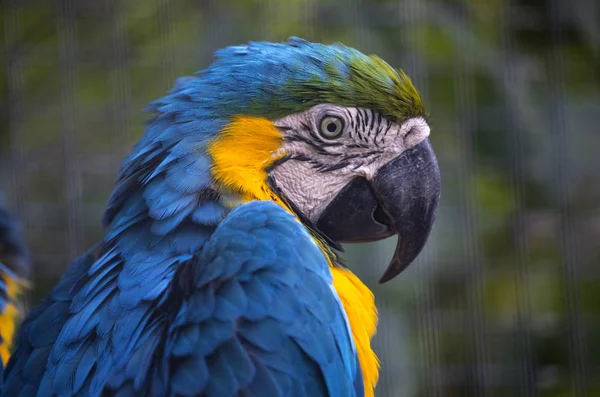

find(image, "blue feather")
[191,201,226,225]
[247,357,283,396]
[61,287,110,342]
[238,318,287,352]
[127,322,162,389]
[170,355,208,396]
[150,208,194,236]
[171,325,199,357]
[213,281,247,322]
[35,376,53,397]
[165,224,212,253]
[175,289,215,325]
[22,347,51,381]
[165,155,211,194]
[28,301,71,348]
[88,247,119,275]
[242,281,274,320]
[195,320,235,356]
[147,193,197,220]
[205,338,254,396]
[72,342,97,394]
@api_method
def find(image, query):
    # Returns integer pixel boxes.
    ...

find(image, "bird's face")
[266,104,440,282]
[172,38,443,283]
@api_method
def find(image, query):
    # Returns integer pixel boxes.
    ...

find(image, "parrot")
[0,195,30,367]
[1,37,441,397]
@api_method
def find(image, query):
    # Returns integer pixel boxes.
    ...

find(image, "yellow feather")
[331,267,380,397]
[208,116,380,396]
[207,115,288,207]
[0,274,26,365]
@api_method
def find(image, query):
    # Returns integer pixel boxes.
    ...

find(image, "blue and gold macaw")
[0,195,29,367]
[2,37,440,396]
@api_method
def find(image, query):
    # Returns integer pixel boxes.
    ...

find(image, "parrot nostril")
[405,126,416,138]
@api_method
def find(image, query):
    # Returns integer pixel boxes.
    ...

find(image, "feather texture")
[0,37,403,396]
[2,200,362,396]
[165,201,360,396]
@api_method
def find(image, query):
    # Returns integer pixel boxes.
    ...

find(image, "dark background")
[2,0,600,396]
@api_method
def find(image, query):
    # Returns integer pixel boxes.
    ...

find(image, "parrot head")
[107,37,440,284]
[203,37,440,283]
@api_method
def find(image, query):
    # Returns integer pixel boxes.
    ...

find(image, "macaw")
[0,195,30,367]
[2,37,440,397]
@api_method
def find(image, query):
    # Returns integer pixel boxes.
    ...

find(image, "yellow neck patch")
[207,115,380,396]
[0,274,26,365]
[207,115,289,208]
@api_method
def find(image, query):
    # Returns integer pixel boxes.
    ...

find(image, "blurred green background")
[1,0,600,396]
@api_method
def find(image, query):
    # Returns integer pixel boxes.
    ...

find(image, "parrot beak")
[315,139,441,283]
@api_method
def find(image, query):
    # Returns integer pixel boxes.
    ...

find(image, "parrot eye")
[319,116,344,139]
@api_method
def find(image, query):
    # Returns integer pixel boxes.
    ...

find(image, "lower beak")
[315,139,441,283]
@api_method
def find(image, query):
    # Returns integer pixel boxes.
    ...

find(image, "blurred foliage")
[1,0,600,396]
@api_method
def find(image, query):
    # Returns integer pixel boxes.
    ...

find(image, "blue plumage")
[165,202,358,397]
[2,38,367,396]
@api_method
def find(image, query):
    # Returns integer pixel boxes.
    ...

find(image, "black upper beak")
[315,139,441,283]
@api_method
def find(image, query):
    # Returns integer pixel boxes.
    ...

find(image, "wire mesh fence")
[2,0,600,396]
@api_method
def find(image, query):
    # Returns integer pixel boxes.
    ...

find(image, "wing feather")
[3,202,361,396]
[164,201,359,396]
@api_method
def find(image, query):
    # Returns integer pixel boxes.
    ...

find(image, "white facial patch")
[269,104,430,222]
